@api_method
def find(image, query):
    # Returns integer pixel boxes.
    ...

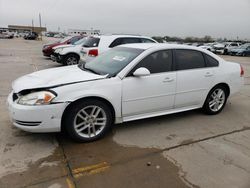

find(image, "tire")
[242,53,246,57]
[202,85,228,115]
[223,49,228,55]
[63,54,79,66]
[63,99,113,142]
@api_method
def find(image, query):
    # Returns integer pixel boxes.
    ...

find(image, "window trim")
[125,49,174,77]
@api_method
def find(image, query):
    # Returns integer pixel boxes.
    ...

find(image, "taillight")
[88,49,98,57]
[240,65,244,77]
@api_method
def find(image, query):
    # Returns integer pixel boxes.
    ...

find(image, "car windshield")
[60,36,72,43]
[73,37,87,45]
[79,47,144,77]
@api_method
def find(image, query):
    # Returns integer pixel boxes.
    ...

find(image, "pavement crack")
[160,126,250,153]
[111,126,250,168]
[57,136,77,188]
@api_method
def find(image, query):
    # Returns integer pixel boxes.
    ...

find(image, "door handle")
[205,72,214,77]
[163,77,174,82]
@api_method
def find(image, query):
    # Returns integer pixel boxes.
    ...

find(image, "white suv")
[79,35,157,63]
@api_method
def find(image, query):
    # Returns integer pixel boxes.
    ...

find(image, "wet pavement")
[0,38,250,188]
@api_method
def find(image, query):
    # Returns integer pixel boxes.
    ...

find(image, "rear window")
[82,37,100,48]
[205,54,219,67]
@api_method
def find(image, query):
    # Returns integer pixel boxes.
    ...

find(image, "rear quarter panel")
[214,61,243,96]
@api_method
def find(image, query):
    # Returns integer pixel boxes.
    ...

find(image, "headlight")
[18,91,56,105]
[55,48,63,53]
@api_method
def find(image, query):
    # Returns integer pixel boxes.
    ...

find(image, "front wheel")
[63,99,113,142]
[202,86,228,115]
[63,54,79,66]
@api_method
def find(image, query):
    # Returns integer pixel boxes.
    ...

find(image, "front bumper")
[7,92,68,133]
[50,52,63,63]
[214,49,224,54]
[42,48,52,57]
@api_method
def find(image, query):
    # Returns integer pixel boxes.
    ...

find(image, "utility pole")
[32,19,34,32]
[39,13,42,40]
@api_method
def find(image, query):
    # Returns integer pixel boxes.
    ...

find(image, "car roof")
[93,34,154,40]
[120,43,204,50]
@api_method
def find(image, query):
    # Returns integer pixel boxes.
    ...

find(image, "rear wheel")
[63,99,113,142]
[202,86,228,115]
[63,54,79,66]
[242,53,246,57]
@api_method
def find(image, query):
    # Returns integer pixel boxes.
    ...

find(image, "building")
[68,29,100,35]
[8,25,47,34]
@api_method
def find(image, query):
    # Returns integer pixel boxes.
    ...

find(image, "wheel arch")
[64,52,80,59]
[204,83,230,106]
[212,83,230,97]
[61,96,116,131]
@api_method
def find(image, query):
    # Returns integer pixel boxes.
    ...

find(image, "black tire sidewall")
[203,86,228,115]
[63,54,79,66]
[63,99,113,142]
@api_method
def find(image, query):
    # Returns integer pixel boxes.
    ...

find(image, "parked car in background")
[230,43,250,56]
[211,43,226,54]
[8,43,244,142]
[42,35,84,57]
[0,32,13,39]
[212,42,241,55]
[79,35,157,64]
[23,32,38,40]
[199,43,215,51]
[53,34,157,66]
[224,42,241,55]
[51,37,88,64]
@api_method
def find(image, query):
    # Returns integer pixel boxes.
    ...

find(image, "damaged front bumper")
[7,92,68,133]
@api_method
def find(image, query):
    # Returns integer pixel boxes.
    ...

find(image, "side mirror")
[133,67,150,77]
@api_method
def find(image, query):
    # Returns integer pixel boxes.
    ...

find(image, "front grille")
[14,120,41,126]
[12,93,18,101]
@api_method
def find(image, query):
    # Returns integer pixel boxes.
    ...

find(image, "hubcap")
[208,89,226,112]
[73,105,107,138]
[66,57,78,65]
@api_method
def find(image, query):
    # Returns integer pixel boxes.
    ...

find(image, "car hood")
[231,48,245,53]
[53,44,73,50]
[12,65,107,93]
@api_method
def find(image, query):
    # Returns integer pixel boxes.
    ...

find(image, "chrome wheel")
[73,105,107,138]
[66,56,78,65]
[208,89,226,112]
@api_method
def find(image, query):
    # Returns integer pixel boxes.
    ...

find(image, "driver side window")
[127,50,173,76]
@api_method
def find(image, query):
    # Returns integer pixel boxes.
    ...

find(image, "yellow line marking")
[66,177,75,188]
[72,162,110,178]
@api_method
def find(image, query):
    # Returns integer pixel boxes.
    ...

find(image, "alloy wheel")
[66,57,78,65]
[73,105,107,138]
[208,88,226,112]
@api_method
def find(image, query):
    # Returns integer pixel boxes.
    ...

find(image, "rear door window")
[175,49,206,70]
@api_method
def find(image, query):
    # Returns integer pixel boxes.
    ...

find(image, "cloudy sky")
[0,0,250,39]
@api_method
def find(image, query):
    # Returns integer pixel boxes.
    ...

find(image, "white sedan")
[7,44,244,142]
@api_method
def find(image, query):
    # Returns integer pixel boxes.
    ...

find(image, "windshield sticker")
[112,56,126,62]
